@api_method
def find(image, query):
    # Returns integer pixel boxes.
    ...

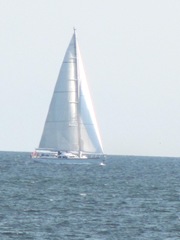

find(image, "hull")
[31,155,102,160]
[31,149,102,160]
[31,156,105,165]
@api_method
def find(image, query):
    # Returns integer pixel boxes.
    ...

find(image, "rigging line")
[63,61,76,63]
[46,120,77,123]
[73,31,81,156]
[54,90,77,93]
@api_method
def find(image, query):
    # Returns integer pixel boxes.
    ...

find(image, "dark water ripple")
[0,152,180,239]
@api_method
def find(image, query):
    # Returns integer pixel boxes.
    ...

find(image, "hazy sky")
[0,0,180,156]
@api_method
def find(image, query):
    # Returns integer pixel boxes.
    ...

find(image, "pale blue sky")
[0,0,180,156]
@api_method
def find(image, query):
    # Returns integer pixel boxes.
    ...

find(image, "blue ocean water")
[0,152,180,240]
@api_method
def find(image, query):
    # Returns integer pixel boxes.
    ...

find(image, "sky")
[0,0,180,157]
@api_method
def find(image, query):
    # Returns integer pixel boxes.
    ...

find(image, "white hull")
[32,156,101,160]
[31,149,102,160]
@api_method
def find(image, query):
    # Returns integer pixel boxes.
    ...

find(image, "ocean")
[0,152,180,240]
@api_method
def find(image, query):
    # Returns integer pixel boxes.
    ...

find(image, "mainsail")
[38,30,103,157]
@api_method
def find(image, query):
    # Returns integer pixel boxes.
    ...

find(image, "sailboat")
[32,29,103,160]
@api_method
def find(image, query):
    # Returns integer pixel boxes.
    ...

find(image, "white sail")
[38,30,103,157]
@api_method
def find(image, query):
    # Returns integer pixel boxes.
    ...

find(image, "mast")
[73,28,81,157]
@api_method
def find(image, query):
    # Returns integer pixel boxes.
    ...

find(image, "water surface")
[0,152,180,239]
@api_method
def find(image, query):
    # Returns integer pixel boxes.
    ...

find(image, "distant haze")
[0,0,180,157]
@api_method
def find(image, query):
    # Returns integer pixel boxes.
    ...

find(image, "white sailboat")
[32,29,103,159]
